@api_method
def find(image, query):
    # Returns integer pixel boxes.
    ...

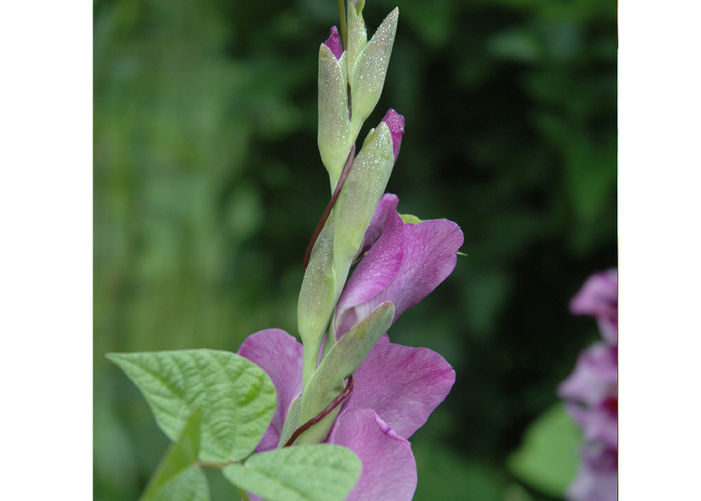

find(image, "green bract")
[223,445,362,501]
[106,350,276,462]
[298,122,394,388]
[294,302,394,445]
[332,122,395,286]
[350,8,399,140]
[346,0,368,84]
[400,213,423,224]
[297,219,337,384]
[142,408,210,501]
[318,46,351,191]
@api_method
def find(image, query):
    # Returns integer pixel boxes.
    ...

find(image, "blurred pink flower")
[570,269,617,343]
[559,269,618,501]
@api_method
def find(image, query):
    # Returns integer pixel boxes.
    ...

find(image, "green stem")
[321,318,337,361]
[196,460,225,470]
[302,338,321,390]
[337,0,347,48]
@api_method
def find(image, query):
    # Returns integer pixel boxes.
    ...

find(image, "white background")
[1,0,700,498]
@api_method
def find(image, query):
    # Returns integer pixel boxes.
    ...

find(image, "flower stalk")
[337,0,347,47]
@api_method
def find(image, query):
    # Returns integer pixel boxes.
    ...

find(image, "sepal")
[297,220,337,358]
[350,8,399,140]
[294,302,394,445]
[346,0,368,83]
[332,121,395,278]
[318,45,352,190]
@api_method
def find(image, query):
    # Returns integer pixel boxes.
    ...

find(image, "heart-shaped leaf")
[223,444,361,501]
[141,407,205,500]
[150,467,209,501]
[107,349,276,462]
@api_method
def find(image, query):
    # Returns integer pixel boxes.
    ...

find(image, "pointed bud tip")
[382,108,405,161]
[324,26,343,60]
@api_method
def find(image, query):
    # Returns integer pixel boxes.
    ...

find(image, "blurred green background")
[94,0,616,499]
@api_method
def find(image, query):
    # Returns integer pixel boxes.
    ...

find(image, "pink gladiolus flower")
[335,193,464,338]
[567,445,618,501]
[238,329,455,501]
[570,269,617,343]
[559,269,618,501]
[559,343,617,449]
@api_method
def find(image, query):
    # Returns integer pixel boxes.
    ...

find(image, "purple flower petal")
[238,329,303,451]
[323,26,343,60]
[335,195,464,337]
[559,343,617,407]
[342,340,455,438]
[382,108,405,161]
[335,203,404,337]
[570,269,618,343]
[329,409,417,501]
[566,445,618,501]
[582,398,618,449]
[360,193,399,255]
[559,343,617,449]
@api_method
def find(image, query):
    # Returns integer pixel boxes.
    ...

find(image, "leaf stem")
[196,460,226,470]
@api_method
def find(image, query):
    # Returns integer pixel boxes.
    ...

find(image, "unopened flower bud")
[318,31,351,190]
[381,108,405,161]
[350,8,399,140]
[346,0,368,81]
[331,121,395,294]
[324,26,343,60]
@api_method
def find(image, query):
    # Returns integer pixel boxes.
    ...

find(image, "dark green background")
[94,0,616,499]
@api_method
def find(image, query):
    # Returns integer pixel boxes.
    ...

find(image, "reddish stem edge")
[283,375,354,447]
[303,145,357,269]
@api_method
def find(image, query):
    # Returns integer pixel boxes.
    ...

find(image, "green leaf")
[508,403,581,497]
[151,467,210,501]
[222,444,362,501]
[142,407,204,500]
[107,350,276,462]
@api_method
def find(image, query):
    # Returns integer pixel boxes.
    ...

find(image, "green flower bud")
[332,121,395,287]
[350,8,399,140]
[346,0,367,84]
[298,121,394,388]
[297,218,336,377]
[318,45,351,191]
[294,301,394,445]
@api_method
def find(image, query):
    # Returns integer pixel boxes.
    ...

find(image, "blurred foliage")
[508,404,581,497]
[94,0,616,499]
